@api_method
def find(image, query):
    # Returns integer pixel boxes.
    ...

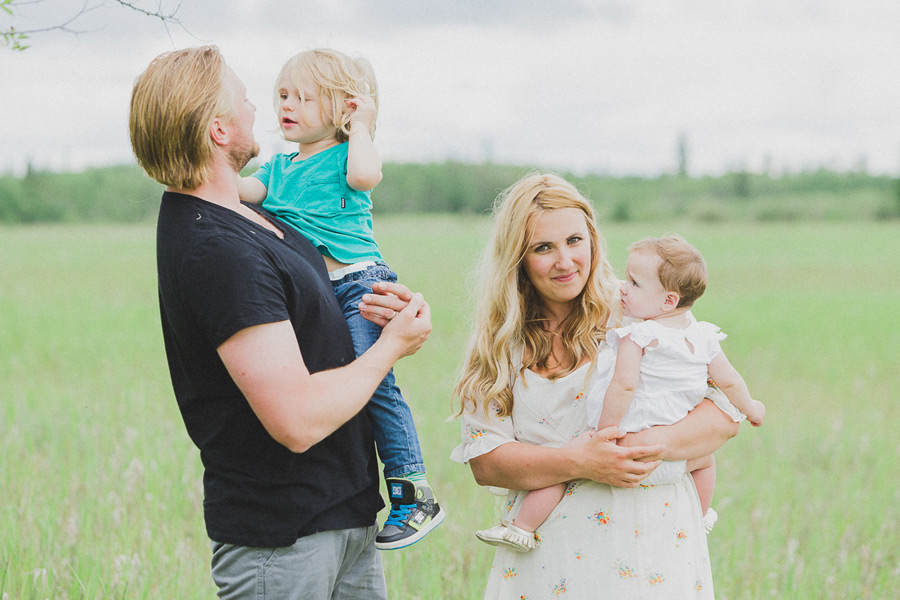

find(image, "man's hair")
[629,234,708,307]
[129,46,233,189]
[276,48,378,143]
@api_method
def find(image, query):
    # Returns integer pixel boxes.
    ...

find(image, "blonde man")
[129,46,431,600]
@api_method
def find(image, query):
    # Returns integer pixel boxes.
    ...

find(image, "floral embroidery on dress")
[564,481,580,496]
[466,425,485,439]
[675,528,687,548]
[534,531,543,545]
[551,578,568,596]
[695,581,704,591]
[615,560,637,579]
[647,572,666,586]
[574,550,584,560]
[572,389,584,405]
[589,510,611,527]
[503,567,517,580]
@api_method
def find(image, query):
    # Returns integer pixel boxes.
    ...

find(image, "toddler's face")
[276,74,335,145]
[620,250,669,320]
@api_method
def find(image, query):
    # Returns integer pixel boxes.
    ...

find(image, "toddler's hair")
[276,48,377,142]
[629,235,707,307]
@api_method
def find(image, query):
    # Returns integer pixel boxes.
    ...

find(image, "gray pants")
[210,524,386,600]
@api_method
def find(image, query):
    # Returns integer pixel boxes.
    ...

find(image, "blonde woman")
[450,173,739,598]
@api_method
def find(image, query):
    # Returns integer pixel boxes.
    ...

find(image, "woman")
[450,173,740,598]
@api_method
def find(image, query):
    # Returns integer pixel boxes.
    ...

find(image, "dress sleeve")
[607,321,658,352]
[450,399,517,465]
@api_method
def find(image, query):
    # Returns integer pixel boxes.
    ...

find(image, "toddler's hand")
[747,400,766,427]
[346,95,376,132]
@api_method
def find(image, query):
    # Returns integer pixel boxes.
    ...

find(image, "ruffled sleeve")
[687,321,727,362]
[450,399,517,464]
[606,320,660,352]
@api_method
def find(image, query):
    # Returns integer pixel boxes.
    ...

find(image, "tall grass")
[1,219,897,599]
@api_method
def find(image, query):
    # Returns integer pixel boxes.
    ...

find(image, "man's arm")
[469,427,665,490]
[619,399,739,461]
[218,293,430,452]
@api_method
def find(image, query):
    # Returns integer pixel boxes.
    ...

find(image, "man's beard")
[228,138,260,173]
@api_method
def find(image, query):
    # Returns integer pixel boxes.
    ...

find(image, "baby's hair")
[276,48,378,143]
[629,234,707,307]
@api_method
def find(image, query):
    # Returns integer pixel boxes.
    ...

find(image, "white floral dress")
[452,344,718,599]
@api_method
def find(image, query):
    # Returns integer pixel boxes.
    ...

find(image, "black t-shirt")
[156,191,382,547]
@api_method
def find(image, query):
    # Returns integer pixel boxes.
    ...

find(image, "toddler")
[238,48,444,550]
[477,234,764,552]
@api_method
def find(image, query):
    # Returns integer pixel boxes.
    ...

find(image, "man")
[129,46,431,599]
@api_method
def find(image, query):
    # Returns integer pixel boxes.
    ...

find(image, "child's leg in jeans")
[332,264,443,549]
[332,266,425,477]
[687,454,716,515]
[513,483,567,533]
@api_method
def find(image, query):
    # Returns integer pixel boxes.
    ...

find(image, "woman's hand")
[571,427,665,488]
[359,281,416,327]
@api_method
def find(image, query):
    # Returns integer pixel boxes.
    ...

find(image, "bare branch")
[2,0,185,50]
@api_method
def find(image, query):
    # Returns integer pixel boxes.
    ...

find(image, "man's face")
[224,68,260,172]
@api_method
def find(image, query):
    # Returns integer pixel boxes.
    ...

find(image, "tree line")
[0,161,897,224]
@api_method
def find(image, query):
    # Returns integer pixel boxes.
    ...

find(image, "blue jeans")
[331,263,425,477]
[210,524,386,599]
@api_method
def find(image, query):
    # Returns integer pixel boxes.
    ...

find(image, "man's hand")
[358,281,416,327]
[378,291,431,359]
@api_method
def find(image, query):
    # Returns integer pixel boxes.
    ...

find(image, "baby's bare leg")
[687,454,716,515]
[513,483,568,532]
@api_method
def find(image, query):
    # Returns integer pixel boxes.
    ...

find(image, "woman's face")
[522,207,592,318]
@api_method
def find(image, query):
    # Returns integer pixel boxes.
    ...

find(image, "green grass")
[1,219,898,599]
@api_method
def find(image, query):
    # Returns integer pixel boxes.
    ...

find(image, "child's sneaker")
[475,523,535,552]
[375,477,445,550]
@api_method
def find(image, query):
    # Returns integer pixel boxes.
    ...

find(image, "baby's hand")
[746,400,766,427]
[346,95,376,132]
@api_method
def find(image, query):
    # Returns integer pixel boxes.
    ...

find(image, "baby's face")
[620,250,668,320]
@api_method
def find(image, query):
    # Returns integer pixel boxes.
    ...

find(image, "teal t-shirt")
[252,143,383,264]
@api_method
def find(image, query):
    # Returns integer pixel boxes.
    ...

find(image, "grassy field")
[1,218,898,599]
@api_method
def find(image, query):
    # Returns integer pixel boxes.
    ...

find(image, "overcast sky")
[3,0,900,177]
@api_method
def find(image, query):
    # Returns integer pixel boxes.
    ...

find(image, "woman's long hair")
[453,173,621,418]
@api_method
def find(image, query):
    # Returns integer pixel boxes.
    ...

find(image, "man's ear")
[661,291,680,313]
[209,116,229,147]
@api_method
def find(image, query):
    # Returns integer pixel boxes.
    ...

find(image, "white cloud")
[2,0,899,176]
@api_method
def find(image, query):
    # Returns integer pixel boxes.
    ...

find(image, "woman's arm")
[469,427,665,490]
[619,398,739,461]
